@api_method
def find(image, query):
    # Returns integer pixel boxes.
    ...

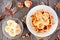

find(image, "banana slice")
[7,20,15,26]
[10,22,17,29]
[5,25,10,33]
[15,29,21,35]
[9,28,16,37]
[14,24,21,35]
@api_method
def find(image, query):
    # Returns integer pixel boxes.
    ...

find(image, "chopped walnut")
[36,37,42,40]
[22,35,26,38]
[40,2,45,5]
[5,7,13,16]
[21,16,26,23]
[18,2,24,8]
[22,33,31,38]
[25,33,29,37]
[24,0,32,8]
[55,3,60,8]
[56,35,60,40]
[26,0,30,1]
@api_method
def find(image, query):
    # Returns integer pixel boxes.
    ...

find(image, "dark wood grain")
[0,22,2,40]
[57,9,60,17]
[0,0,2,14]
[39,0,48,5]
[49,0,60,17]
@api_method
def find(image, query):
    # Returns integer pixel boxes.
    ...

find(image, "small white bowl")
[26,5,58,37]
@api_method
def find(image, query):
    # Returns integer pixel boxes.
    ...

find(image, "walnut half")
[55,3,60,8]
[56,35,60,40]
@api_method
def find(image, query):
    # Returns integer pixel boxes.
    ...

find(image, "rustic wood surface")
[0,0,60,40]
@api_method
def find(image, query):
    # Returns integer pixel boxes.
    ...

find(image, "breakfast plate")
[26,5,58,37]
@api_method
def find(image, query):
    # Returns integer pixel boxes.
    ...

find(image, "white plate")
[26,5,58,37]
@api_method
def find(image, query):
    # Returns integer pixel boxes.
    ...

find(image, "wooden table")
[0,0,60,40]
